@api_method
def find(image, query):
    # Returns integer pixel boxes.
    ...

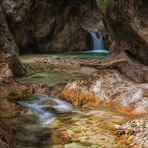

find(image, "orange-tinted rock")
[62,69,148,116]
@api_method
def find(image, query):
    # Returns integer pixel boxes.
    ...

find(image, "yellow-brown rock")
[62,69,148,116]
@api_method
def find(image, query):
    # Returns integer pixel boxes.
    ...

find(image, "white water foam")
[19,94,73,127]
[84,32,109,54]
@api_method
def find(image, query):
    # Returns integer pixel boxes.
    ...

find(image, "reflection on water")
[9,94,130,147]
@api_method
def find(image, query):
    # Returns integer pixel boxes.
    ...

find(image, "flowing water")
[84,32,109,54]
[4,94,131,148]
[2,57,131,147]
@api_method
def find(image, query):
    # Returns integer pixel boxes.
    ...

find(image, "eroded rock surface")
[96,0,148,65]
[0,6,27,100]
[0,120,11,148]
[62,69,148,116]
[2,0,104,52]
[2,0,148,66]
[0,5,24,76]
[116,119,148,147]
[0,5,26,146]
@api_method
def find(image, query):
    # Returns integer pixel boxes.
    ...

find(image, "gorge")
[0,0,148,147]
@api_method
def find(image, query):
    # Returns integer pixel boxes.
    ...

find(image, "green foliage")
[100,0,111,8]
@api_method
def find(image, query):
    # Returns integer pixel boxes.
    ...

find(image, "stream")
[2,55,132,147]
[5,94,131,148]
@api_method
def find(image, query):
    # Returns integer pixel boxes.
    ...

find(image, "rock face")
[62,69,148,116]
[2,0,104,52]
[97,0,148,65]
[0,7,26,126]
[0,5,26,147]
[0,120,11,148]
[0,5,24,76]
[0,4,29,116]
[2,0,148,63]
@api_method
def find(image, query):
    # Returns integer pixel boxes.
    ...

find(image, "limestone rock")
[2,0,104,52]
[0,5,25,76]
[97,0,148,65]
[62,69,148,116]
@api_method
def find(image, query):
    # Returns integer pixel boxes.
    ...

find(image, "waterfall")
[91,32,105,50]
[85,31,109,54]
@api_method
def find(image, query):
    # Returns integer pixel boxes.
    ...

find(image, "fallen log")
[80,59,127,69]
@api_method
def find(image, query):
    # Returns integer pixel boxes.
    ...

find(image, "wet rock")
[65,112,127,148]
[141,83,148,97]
[0,6,27,123]
[79,67,97,76]
[0,120,11,148]
[32,56,80,70]
[65,142,86,148]
[62,69,148,116]
[0,6,25,76]
[116,119,148,147]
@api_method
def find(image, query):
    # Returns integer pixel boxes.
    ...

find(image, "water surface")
[4,94,131,148]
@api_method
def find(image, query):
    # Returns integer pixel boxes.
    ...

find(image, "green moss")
[100,0,115,8]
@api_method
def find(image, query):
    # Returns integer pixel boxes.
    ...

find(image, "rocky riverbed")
[116,119,148,148]
[0,55,147,147]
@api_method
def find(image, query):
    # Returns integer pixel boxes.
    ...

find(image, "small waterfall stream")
[19,94,73,127]
[85,31,109,54]
[91,32,105,50]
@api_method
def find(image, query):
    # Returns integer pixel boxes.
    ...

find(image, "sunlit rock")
[116,119,148,147]
[62,69,148,116]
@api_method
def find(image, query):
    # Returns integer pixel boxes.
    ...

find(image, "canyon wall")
[0,5,24,76]
[0,1,148,146]
[96,0,148,82]
[97,0,148,65]
[2,0,148,66]
[0,0,148,66]
[2,0,104,52]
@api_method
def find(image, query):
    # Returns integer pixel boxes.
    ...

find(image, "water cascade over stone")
[19,94,73,127]
[85,31,109,54]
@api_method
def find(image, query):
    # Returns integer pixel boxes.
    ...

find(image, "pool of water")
[55,51,108,58]
[21,51,108,59]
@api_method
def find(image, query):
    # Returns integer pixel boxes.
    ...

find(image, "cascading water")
[19,94,73,127]
[85,31,109,54]
[11,95,129,147]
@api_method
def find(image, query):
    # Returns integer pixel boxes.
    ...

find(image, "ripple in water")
[19,94,73,127]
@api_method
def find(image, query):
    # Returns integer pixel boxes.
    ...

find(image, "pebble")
[116,119,148,147]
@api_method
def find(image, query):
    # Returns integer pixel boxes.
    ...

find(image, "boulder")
[62,69,148,116]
